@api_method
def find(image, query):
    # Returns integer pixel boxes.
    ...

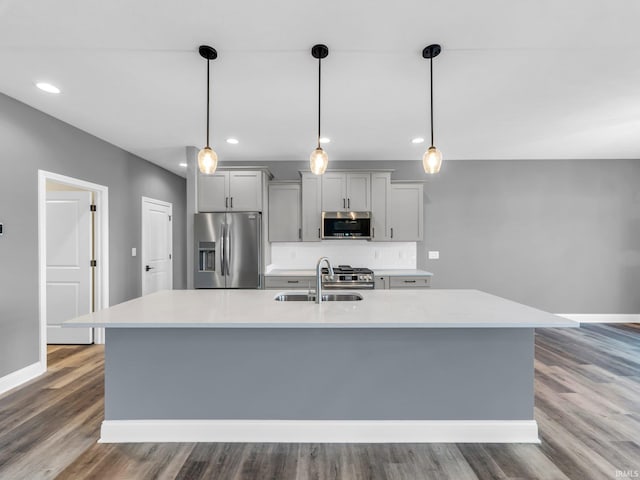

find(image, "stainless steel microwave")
[322,212,372,239]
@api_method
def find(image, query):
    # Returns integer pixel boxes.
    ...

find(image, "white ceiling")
[1,0,639,177]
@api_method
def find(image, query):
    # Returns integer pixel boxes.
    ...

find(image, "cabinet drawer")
[264,276,315,289]
[389,276,431,288]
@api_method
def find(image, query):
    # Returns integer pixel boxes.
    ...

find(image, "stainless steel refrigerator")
[194,212,262,289]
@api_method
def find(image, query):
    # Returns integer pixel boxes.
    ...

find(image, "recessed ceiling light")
[411,137,425,144]
[319,137,330,144]
[226,138,239,145]
[179,162,188,168]
[36,82,61,94]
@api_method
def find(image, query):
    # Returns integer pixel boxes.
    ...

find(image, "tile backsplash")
[269,241,416,270]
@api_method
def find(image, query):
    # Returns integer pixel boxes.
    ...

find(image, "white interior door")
[46,191,93,344]
[142,197,173,296]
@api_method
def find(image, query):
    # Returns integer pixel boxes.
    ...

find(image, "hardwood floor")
[0,324,638,480]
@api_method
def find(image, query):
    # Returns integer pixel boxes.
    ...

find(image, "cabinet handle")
[347,198,350,209]
[372,227,375,238]
[404,280,416,283]
[298,228,302,240]
[225,197,228,208]
[390,227,394,239]
[287,280,300,284]
[318,228,321,238]
[230,197,233,208]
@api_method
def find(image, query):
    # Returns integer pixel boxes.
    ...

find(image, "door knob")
[145,265,154,272]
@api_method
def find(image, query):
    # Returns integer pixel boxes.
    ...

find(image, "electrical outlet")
[131,247,137,257]
[428,250,440,260]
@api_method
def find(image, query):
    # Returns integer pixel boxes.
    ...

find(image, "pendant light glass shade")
[422,146,442,174]
[310,147,329,175]
[198,146,218,175]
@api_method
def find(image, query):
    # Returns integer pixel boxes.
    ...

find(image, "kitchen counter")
[264,268,315,276]
[264,268,433,277]
[64,289,574,329]
[65,289,576,444]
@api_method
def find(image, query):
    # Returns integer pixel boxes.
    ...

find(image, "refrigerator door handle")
[221,223,227,276]
[226,225,232,274]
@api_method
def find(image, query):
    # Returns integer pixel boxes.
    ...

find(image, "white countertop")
[64,289,577,329]
[373,269,433,276]
[265,269,315,276]
[265,268,433,277]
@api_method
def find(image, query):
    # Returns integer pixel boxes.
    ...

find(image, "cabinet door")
[389,184,424,241]
[198,172,228,212]
[374,276,389,289]
[370,173,390,241]
[268,184,301,242]
[301,173,322,241]
[321,172,346,211]
[229,172,262,211]
[346,173,371,211]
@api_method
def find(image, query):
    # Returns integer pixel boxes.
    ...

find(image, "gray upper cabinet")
[198,171,263,212]
[388,183,424,241]
[198,172,228,212]
[268,183,301,242]
[301,172,322,241]
[321,172,371,211]
[371,172,391,241]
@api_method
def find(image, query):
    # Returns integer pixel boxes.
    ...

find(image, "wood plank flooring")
[0,324,638,480]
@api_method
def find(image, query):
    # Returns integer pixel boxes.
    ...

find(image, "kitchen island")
[64,289,577,443]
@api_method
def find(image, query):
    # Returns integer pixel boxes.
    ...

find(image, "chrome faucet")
[315,257,334,304]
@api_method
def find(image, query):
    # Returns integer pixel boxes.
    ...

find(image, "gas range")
[321,265,375,289]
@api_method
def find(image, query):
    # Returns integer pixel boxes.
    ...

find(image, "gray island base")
[64,289,577,443]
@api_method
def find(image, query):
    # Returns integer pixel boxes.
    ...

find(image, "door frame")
[38,170,110,366]
[141,196,173,295]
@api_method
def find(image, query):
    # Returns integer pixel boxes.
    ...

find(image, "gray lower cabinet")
[375,275,431,289]
[268,183,301,242]
[374,276,389,289]
[389,276,431,288]
[264,276,315,290]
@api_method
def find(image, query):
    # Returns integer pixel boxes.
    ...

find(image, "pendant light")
[310,44,329,175]
[422,44,443,174]
[198,45,219,175]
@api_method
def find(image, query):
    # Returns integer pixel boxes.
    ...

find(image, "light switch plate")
[428,250,440,260]
[131,247,137,257]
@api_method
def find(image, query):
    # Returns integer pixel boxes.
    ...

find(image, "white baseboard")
[557,314,640,324]
[100,419,539,444]
[0,361,46,397]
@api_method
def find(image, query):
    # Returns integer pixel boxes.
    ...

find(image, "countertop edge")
[64,322,578,329]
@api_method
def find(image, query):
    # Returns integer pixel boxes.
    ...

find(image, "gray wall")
[229,159,640,314]
[0,93,187,377]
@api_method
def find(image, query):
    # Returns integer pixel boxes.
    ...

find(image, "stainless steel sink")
[274,292,363,302]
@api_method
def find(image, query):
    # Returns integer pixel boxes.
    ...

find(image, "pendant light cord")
[317,56,322,149]
[206,59,211,147]
[430,56,434,147]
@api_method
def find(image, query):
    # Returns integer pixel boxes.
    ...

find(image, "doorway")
[38,171,109,367]
[141,196,173,296]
